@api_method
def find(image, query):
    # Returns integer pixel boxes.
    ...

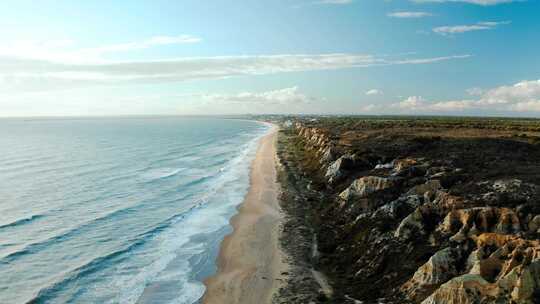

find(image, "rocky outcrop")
[402,247,464,302]
[339,176,400,201]
[280,119,540,304]
[420,274,497,304]
[406,180,442,196]
[295,123,335,166]
[324,154,369,185]
[394,190,466,240]
[394,208,428,239]
[529,215,540,233]
[394,158,418,172]
[436,207,522,243]
[325,157,345,182]
[372,194,423,220]
[481,179,539,207]
[422,234,540,304]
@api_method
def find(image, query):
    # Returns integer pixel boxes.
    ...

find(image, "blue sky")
[0,0,539,116]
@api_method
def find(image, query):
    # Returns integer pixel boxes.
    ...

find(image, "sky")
[0,0,539,117]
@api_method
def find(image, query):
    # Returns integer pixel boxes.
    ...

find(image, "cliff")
[276,117,540,304]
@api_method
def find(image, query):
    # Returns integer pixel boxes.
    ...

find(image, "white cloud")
[434,80,540,112]
[390,97,479,112]
[0,35,201,63]
[434,24,491,34]
[393,55,471,64]
[185,86,322,115]
[387,11,433,18]
[366,89,383,95]
[314,0,353,4]
[433,21,510,35]
[412,0,519,5]
[429,100,476,111]
[0,53,471,91]
[361,104,378,112]
[398,96,426,109]
[511,101,540,112]
[145,35,201,45]
[0,86,319,116]
[198,87,315,105]
[466,87,484,96]
[479,79,540,105]
[202,79,540,115]
[381,79,540,114]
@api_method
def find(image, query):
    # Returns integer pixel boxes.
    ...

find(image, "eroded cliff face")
[282,121,540,304]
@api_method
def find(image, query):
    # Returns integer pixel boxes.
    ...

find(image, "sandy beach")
[202,126,287,304]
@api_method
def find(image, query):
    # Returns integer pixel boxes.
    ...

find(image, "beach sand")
[202,126,286,304]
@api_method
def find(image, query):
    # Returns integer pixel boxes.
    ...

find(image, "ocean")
[0,117,269,304]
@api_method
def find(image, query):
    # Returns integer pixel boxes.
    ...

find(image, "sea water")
[0,117,269,303]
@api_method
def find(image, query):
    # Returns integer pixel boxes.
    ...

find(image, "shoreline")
[202,125,288,304]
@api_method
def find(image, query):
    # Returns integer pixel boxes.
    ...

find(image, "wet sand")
[203,126,287,304]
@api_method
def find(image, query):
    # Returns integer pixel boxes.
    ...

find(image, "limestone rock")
[421,274,498,304]
[402,247,463,302]
[483,178,539,207]
[339,176,399,201]
[493,179,523,193]
[372,195,423,220]
[423,260,540,304]
[394,158,418,173]
[375,162,393,170]
[406,180,442,196]
[422,234,540,303]
[425,166,453,179]
[325,154,354,184]
[528,215,540,233]
[437,207,522,242]
[320,146,337,164]
[394,208,426,239]
[430,190,465,212]
[290,121,540,303]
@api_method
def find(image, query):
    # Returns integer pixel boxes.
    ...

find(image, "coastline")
[202,125,287,304]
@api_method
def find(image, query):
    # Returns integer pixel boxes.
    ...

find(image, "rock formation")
[278,119,540,303]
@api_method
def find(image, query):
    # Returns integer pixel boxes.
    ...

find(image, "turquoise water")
[0,117,269,304]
